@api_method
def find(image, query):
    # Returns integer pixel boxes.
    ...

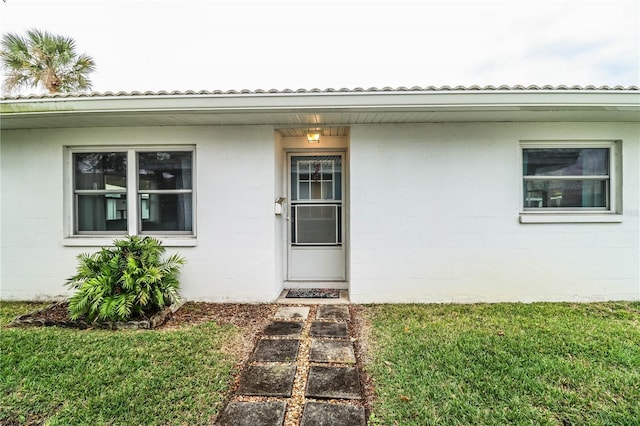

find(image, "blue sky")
[1,0,638,94]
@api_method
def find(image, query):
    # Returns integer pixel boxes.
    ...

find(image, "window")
[138,151,193,232]
[520,141,621,222]
[71,148,194,236]
[74,152,128,232]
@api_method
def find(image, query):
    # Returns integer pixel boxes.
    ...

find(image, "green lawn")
[366,302,640,425]
[1,302,239,425]
[3,301,639,425]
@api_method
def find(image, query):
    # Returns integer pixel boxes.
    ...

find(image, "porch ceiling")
[276,126,350,137]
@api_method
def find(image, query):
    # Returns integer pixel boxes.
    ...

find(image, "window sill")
[519,213,623,224]
[63,236,197,247]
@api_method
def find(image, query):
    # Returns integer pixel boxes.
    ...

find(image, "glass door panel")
[290,155,342,246]
[291,156,341,201]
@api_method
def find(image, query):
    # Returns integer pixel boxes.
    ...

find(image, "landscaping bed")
[7,300,182,330]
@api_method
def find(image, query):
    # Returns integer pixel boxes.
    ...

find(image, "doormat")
[286,288,340,299]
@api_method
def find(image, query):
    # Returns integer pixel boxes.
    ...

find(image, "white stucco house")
[1,85,639,303]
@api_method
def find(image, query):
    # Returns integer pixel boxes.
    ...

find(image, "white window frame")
[64,146,197,246]
[519,140,622,223]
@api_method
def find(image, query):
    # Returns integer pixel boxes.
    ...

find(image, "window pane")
[311,181,322,199]
[138,152,192,190]
[294,205,338,244]
[524,180,608,208]
[141,193,192,232]
[299,182,309,199]
[322,182,333,199]
[524,148,609,177]
[74,153,126,190]
[77,194,127,232]
[331,157,342,200]
[299,162,310,181]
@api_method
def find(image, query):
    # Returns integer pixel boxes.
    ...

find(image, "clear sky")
[1,0,638,95]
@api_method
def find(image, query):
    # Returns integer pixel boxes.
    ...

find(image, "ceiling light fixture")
[306,130,322,144]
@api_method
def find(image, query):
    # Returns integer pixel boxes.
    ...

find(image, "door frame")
[284,149,348,285]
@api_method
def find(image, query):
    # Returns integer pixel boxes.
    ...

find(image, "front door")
[288,154,345,281]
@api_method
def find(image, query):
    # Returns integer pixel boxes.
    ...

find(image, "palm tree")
[0,29,96,94]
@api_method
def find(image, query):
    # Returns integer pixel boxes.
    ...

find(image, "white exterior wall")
[1,121,639,303]
[349,122,640,303]
[1,125,280,302]
[274,132,286,290]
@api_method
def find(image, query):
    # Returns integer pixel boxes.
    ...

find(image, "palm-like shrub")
[66,236,185,322]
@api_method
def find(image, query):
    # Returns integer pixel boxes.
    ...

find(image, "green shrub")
[66,236,185,322]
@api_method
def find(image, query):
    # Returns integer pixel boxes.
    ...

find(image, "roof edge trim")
[2,84,639,101]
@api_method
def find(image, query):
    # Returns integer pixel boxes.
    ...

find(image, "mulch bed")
[164,302,278,329]
[6,301,279,333]
[8,301,179,330]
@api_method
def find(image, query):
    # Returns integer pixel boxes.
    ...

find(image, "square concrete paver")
[217,401,287,426]
[310,321,348,338]
[263,321,303,336]
[251,339,300,362]
[316,305,350,321]
[310,339,356,364]
[300,402,365,426]
[274,306,310,320]
[237,365,297,397]
[305,366,362,400]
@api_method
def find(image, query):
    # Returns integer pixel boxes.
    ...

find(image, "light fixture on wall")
[306,129,322,144]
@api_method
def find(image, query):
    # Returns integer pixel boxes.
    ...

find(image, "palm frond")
[1,28,95,94]
[66,235,184,322]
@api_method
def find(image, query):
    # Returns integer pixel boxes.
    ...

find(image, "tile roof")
[2,84,638,100]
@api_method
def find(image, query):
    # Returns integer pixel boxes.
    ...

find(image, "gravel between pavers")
[211,303,373,425]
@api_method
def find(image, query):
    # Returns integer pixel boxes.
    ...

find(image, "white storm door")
[288,154,345,280]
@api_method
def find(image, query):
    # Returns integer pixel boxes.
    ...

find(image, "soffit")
[2,86,639,130]
[2,109,638,131]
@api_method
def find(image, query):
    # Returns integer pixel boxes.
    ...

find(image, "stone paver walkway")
[216,304,366,426]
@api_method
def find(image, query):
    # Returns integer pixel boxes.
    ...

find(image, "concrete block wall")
[349,122,639,303]
[2,121,638,303]
[1,125,279,302]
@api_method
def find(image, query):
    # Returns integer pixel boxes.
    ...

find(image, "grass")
[366,302,640,425]
[0,301,240,425]
[3,301,639,425]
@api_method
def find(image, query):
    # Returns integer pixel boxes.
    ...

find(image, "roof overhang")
[1,87,639,130]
